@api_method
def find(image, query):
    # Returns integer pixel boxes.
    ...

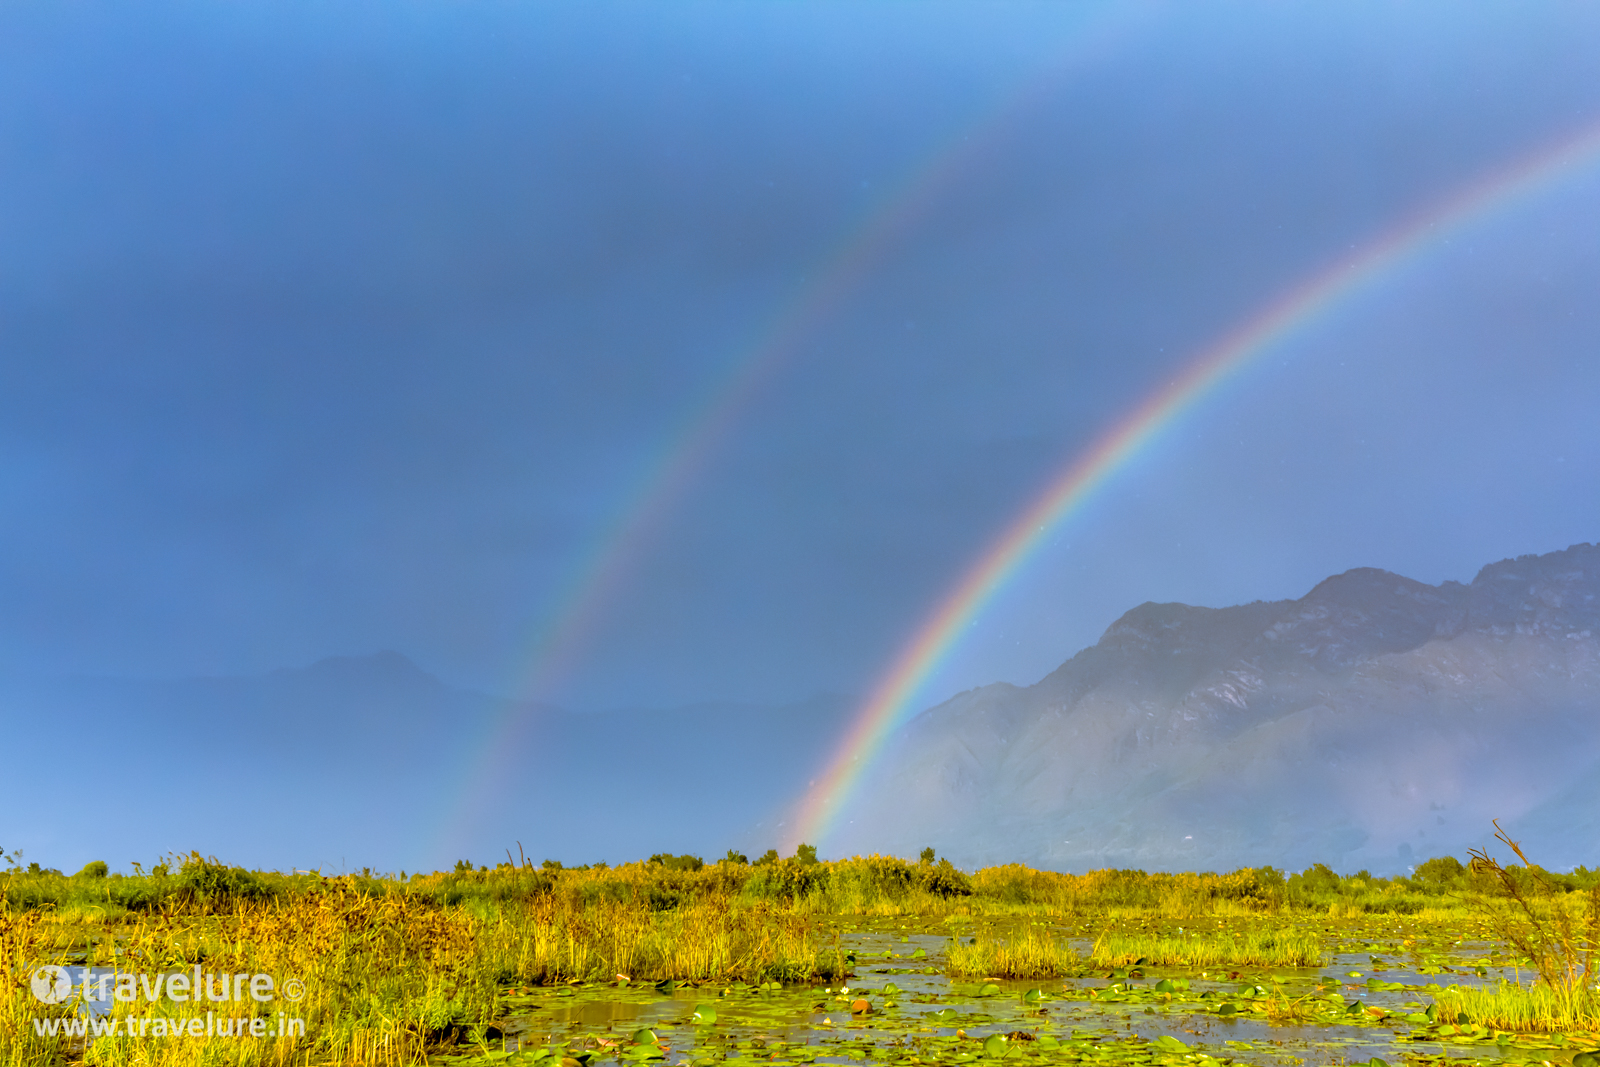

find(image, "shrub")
[175,853,272,907]
[1414,855,1466,888]
[914,858,972,898]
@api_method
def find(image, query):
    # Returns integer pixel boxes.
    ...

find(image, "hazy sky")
[4,1,1600,718]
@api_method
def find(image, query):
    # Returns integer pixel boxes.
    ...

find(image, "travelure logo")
[27,965,302,1005]
[31,966,72,1005]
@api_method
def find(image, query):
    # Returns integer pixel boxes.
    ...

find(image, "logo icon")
[31,965,73,1005]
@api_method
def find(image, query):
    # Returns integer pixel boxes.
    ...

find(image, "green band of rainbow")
[791,118,1600,852]
[428,10,1138,861]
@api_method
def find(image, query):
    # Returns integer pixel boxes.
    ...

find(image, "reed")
[9,841,1595,1065]
[1468,823,1600,1004]
[945,925,1080,978]
[9,868,844,1066]
[482,895,839,985]
[1092,927,1323,968]
[1,904,70,1067]
[1434,980,1600,1034]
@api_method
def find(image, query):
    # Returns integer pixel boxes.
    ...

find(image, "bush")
[1414,855,1466,888]
[744,858,828,901]
[1298,863,1341,893]
[914,858,972,898]
[75,861,109,879]
[175,854,272,907]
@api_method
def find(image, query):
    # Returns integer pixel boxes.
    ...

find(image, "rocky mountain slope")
[829,544,1600,874]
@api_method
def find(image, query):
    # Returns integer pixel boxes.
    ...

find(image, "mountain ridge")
[829,543,1600,874]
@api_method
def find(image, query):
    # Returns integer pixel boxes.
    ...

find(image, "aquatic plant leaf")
[692,1004,717,1024]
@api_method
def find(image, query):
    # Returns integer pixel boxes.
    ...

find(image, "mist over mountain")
[0,655,850,874]
[829,543,1600,875]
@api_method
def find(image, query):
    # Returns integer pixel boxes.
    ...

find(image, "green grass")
[945,925,1080,978]
[1092,927,1324,968]
[8,844,1600,1064]
[1434,980,1600,1033]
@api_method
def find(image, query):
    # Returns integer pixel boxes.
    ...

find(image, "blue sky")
[4,0,1600,721]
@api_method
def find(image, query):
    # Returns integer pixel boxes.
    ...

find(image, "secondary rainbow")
[429,8,1140,860]
[792,117,1600,851]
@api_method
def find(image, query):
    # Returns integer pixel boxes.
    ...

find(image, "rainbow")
[791,116,1600,852]
[430,8,1139,860]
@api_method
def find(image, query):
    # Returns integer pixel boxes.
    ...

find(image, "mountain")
[828,543,1600,875]
[0,655,851,874]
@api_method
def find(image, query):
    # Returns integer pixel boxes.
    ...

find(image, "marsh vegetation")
[4,842,1600,1066]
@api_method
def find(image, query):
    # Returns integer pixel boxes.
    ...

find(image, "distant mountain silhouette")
[0,654,851,875]
[828,543,1600,875]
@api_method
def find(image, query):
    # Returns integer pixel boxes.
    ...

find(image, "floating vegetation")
[7,841,1600,1065]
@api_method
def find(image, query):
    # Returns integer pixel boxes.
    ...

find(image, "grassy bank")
[5,846,1600,1063]
[13,848,1586,921]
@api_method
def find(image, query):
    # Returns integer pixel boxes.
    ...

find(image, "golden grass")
[7,844,1593,1065]
[4,874,844,1067]
[1434,980,1600,1034]
[1092,927,1324,968]
[945,925,1080,978]
[1,905,66,1067]
[487,896,836,985]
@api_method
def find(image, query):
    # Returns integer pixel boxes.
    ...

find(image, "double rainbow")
[430,9,1136,859]
[791,117,1600,851]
